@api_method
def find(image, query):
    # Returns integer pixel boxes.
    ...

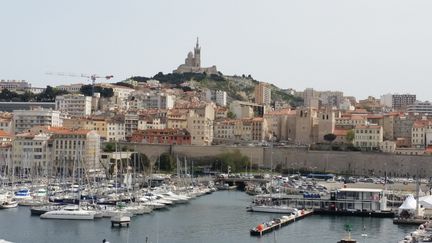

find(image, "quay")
[111,215,131,228]
[250,210,313,237]
[393,218,429,225]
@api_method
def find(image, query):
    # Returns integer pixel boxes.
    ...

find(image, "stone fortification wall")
[122,142,431,177]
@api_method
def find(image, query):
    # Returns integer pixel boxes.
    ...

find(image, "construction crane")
[46,72,114,95]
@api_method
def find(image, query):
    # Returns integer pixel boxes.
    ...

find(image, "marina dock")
[250,210,313,236]
[393,217,429,225]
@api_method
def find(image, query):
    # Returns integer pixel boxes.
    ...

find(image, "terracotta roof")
[265,108,295,116]
[367,114,384,119]
[0,130,12,137]
[37,126,90,135]
[15,132,35,139]
[413,120,432,128]
[334,128,349,136]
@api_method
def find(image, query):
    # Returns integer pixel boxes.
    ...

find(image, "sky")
[1,0,432,101]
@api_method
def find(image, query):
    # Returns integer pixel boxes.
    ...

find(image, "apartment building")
[353,125,383,150]
[130,128,191,145]
[254,82,272,106]
[411,120,432,148]
[13,107,62,134]
[55,94,92,117]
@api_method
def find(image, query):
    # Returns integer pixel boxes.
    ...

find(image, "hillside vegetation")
[129,72,303,106]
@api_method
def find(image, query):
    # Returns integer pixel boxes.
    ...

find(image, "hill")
[128,72,303,106]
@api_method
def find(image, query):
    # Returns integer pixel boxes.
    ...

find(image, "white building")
[12,107,62,134]
[407,101,432,114]
[412,120,432,148]
[215,90,227,107]
[55,94,92,117]
[107,118,126,142]
[0,116,13,134]
[129,92,175,110]
[380,93,417,110]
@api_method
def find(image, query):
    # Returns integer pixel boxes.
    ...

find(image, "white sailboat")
[40,205,96,220]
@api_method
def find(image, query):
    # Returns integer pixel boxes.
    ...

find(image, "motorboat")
[30,204,63,215]
[14,188,32,201]
[33,188,48,198]
[18,199,46,207]
[0,199,18,209]
[160,192,190,204]
[40,205,96,220]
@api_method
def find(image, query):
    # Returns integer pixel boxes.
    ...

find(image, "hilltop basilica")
[174,38,218,75]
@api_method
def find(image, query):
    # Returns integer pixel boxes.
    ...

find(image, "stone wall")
[121,142,432,177]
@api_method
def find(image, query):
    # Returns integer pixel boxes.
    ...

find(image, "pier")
[250,210,313,237]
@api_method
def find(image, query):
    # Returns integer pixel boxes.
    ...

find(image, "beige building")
[335,115,367,128]
[213,120,236,143]
[380,140,396,153]
[167,109,189,129]
[12,132,51,175]
[317,110,336,143]
[264,109,296,141]
[295,107,318,145]
[56,83,84,93]
[174,38,218,75]
[230,101,265,119]
[353,125,383,150]
[213,118,268,144]
[63,117,108,139]
[187,110,214,146]
[254,82,272,106]
[30,126,101,173]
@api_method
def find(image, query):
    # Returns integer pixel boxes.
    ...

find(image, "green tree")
[214,150,250,173]
[323,133,337,143]
[227,111,236,119]
[130,153,150,172]
[346,130,355,142]
[21,91,35,102]
[158,153,174,172]
[0,89,18,101]
[103,143,115,152]
[36,86,68,101]
[80,85,113,98]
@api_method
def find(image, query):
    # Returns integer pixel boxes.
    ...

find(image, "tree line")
[0,84,114,102]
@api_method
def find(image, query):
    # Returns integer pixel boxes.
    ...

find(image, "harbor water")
[0,191,417,243]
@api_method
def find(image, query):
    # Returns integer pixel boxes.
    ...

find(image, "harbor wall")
[121,143,432,177]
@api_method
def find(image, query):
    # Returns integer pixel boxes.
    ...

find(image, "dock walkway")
[250,210,313,237]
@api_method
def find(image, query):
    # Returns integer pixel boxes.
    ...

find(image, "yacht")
[161,192,190,204]
[0,199,18,209]
[14,188,32,201]
[40,205,96,220]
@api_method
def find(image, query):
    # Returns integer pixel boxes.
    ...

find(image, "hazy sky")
[1,0,432,100]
